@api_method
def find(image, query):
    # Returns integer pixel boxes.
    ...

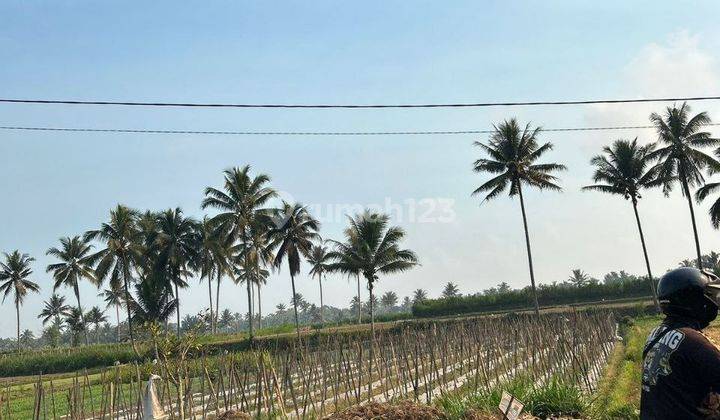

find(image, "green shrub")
[412,277,657,318]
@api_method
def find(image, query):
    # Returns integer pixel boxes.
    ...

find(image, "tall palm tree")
[269,202,320,339]
[38,293,71,325]
[202,166,276,340]
[86,306,107,344]
[100,286,124,342]
[234,262,269,329]
[648,103,720,267]
[472,119,566,315]
[0,251,40,351]
[327,211,418,337]
[233,219,274,334]
[583,138,662,309]
[193,217,230,333]
[46,236,97,345]
[85,204,142,351]
[328,212,417,398]
[153,208,197,336]
[307,243,331,325]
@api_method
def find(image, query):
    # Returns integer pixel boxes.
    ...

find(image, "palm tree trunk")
[290,273,301,340]
[246,279,254,340]
[369,281,375,338]
[368,276,375,399]
[517,183,540,316]
[632,199,660,311]
[16,302,20,351]
[319,275,325,326]
[680,172,703,268]
[356,274,362,324]
[115,304,120,343]
[207,277,214,333]
[257,283,262,330]
[122,267,139,355]
[74,284,89,346]
[175,282,181,336]
[215,274,221,332]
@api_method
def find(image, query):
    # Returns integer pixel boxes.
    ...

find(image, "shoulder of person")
[700,328,720,351]
[678,327,720,352]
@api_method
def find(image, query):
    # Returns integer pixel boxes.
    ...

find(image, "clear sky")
[2,1,720,337]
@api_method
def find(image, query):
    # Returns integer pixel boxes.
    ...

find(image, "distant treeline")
[412,271,654,317]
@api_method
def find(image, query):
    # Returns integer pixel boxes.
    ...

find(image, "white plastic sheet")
[142,374,168,419]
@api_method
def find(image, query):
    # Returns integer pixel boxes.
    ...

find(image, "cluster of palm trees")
[473,102,720,313]
[1,166,418,351]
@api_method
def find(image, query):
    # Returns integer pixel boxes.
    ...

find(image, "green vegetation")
[413,276,655,317]
[590,316,660,419]
[437,375,586,419]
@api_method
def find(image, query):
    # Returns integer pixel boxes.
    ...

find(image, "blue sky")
[2,1,720,337]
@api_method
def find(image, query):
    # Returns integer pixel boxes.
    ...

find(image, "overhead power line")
[1,95,720,109]
[3,123,719,136]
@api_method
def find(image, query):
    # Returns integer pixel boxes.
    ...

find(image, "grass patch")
[436,375,587,419]
[589,315,661,419]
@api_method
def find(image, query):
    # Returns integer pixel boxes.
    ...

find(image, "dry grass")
[324,401,446,419]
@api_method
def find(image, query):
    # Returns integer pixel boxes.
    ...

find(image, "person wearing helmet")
[640,267,720,419]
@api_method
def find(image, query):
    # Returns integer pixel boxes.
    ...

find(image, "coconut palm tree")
[326,230,364,324]
[327,211,418,337]
[153,208,197,336]
[20,329,35,349]
[86,306,107,343]
[38,293,71,325]
[269,202,320,339]
[442,282,460,298]
[100,286,124,342]
[401,296,412,311]
[202,166,276,340]
[472,119,566,315]
[693,182,720,245]
[46,236,97,345]
[412,288,428,304]
[233,218,274,334]
[566,269,590,287]
[0,251,40,351]
[64,307,86,347]
[85,204,142,351]
[349,296,361,319]
[234,262,269,329]
[583,138,662,308]
[380,291,398,312]
[218,309,234,331]
[193,217,231,333]
[127,277,177,326]
[648,103,720,267]
[307,243,331,325]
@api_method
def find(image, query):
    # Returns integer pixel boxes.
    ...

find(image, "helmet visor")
[703,270,720,306]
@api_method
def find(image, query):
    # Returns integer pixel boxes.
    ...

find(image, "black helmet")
[658,267,720,327]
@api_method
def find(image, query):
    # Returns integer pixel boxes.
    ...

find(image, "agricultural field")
[1,309,621,419]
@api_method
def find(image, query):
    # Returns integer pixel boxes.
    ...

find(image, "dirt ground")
[321,401,539,420]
